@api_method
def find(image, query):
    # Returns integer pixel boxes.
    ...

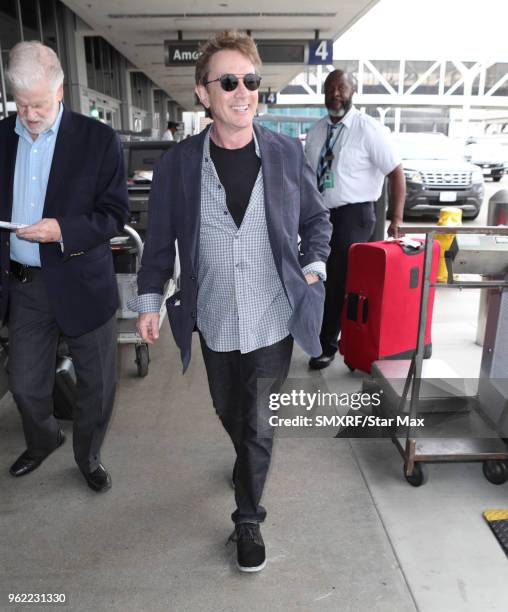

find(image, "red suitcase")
[338,238,440,373]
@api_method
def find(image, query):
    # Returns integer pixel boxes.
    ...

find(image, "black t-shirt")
[210,138,261,228]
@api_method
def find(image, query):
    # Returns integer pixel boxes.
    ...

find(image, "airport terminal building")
[1,2,508,611]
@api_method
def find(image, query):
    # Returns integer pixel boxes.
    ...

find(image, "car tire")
[493,176,502,182]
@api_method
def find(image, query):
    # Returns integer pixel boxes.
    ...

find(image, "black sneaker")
[229,523,266,572]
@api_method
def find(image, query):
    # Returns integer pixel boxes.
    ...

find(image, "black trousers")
[320,202,376,356]
[200,334,293,524]
[8,270,117,473]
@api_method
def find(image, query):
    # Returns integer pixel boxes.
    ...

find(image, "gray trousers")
[8,269,117,473]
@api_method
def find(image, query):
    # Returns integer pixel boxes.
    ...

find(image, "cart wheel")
[135,344,150,377]
[482,460,508,485]
[404,462,428,487]
[345,361,355,372]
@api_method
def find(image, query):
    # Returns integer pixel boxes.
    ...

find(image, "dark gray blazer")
[138,123,332,372]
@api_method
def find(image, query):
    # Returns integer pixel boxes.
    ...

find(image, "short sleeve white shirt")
[304,107,400,208]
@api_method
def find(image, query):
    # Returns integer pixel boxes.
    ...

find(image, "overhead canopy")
[61,0,379,110]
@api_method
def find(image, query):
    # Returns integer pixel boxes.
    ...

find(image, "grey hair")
[6,41,64,93]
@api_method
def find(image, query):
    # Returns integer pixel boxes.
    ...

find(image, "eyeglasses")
[203,73,262,92]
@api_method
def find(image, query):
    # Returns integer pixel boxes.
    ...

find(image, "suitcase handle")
[358,295,368,324]
[393,238,423,256]
[345,293,368,324]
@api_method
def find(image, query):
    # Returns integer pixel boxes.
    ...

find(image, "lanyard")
[322,123,344,169]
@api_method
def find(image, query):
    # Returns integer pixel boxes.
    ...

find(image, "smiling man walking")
[131,30,331,572]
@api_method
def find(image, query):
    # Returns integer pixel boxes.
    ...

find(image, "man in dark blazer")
[132,30,331,573]
[0,42,129,491]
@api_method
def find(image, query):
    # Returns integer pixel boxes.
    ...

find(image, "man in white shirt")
[161,121,178,141]
[305,69,406,369]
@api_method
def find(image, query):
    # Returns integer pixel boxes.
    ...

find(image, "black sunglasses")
[203,73,262,92]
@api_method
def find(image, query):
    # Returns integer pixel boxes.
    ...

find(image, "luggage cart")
[368,225,508,486]
[112,224,179,377]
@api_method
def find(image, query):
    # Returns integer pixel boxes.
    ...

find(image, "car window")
[393,136,461,161]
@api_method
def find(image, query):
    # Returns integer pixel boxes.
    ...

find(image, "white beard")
[328,107,347,119]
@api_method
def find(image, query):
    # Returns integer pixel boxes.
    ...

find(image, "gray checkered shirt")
[198,130,294,352]
[129,129,326,353]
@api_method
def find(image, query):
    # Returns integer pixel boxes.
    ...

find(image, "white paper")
[0,221,28,230]
[399,237,422,250]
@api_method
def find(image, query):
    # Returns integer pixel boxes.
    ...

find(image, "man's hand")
[16,218,62,243]
[387,219,404,239]
[304,272,320,285]
[137,312,160,344]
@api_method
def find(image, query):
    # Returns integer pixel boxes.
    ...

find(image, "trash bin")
[435,207,462,283]
[476,190,508,345]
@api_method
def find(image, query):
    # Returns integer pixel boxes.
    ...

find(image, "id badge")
[323,171,334,189]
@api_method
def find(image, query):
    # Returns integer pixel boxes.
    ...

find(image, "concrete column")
[119,60,133,130]
[59,5,84,113]
[144,87,155,130]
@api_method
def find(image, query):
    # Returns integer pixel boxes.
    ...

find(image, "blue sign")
[308,40,333,65]
[259,92,277,104]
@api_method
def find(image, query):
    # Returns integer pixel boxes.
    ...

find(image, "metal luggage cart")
[367,225,508,487]
[112,224,179,377]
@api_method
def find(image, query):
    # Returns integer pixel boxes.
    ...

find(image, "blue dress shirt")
[10,103,64,266]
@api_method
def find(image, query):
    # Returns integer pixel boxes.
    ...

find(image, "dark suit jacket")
[0,109,129,337]
[138,123,332,372]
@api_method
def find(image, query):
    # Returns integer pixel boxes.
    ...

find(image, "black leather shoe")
[9,430,66,477]
[309,353,335,370]
[81,464,112,492]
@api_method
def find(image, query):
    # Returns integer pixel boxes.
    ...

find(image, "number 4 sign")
[308,40,333,65]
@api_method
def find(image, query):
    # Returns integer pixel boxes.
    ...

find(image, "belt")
[329,202,373,213]
[330,201,372,209]
[10,260,42,283]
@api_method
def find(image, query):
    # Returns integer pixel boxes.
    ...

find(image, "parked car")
[465,140,505,182]
[390,133,484,220]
